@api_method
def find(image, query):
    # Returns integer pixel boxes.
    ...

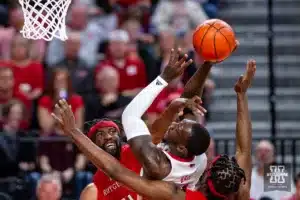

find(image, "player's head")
[86,119,123,159]
[164,119,210,157]
[199,155,246,199]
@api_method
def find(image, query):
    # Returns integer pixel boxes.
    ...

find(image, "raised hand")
[160,48,193,83]
[170,96,207,117]
[51,99,77,134]
[234,59,256,93]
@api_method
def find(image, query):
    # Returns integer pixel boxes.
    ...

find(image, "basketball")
[193,19,237,62]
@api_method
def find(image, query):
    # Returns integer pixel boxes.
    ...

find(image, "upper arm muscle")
[128,135,170,179]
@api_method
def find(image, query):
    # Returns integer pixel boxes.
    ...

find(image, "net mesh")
[19,0,72,41]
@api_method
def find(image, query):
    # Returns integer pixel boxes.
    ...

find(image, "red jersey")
[185,189,207,200]
[38,94,84,114]
[93,144,142,200]
[95,57,147,93]
[0,61,44,94]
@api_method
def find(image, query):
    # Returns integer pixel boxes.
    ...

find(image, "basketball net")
[18,0,72,41]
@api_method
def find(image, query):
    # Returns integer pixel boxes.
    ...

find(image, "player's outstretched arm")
[122,48,192,179]
[52,100,185,200]
[149,59,215,143]
[234,60,256,199]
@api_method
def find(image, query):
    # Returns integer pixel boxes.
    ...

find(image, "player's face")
[164,119,195,148]
[94,127,121,157]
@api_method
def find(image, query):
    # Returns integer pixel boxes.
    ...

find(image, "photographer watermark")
[264,164,292,192]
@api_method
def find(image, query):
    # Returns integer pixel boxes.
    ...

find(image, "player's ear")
[177,145,188,156]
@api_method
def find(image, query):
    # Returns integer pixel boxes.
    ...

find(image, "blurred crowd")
[1,1,299,200]
[0,0,217,199]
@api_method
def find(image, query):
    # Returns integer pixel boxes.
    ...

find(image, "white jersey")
[162,150,207,190]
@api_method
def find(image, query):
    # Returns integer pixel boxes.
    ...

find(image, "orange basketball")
[193,19,237,62]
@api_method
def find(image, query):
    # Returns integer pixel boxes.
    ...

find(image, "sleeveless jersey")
[162,151,207,190]
[93,144,142,200]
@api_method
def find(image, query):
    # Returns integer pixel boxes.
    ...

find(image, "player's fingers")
[55,103,64,115]
[174,48,181,62]
[61,99,69,111]
[51,113,63,125]
[193,107,205,116]
[196,103,207,112]
[169,48,175,63]
[238,75,244,83]
[192,96,202,103]
[176,54,188,67]
[181,59,193,70]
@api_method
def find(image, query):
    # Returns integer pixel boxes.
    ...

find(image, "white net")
[19,0,72,41]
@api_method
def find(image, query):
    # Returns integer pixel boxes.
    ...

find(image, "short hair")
[36,174,62,195]
[186,123,211,156]
[210,155,246,195]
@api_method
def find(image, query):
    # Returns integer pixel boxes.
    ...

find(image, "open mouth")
[105,142,116,149]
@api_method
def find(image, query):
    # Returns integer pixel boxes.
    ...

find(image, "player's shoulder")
[81,183,97,200]
[121,144,132,154]
[83,183,97,191]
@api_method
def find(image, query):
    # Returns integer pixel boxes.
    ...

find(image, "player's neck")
[169,147,187,159]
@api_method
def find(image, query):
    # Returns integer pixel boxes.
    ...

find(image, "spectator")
[0,66,31,127]
[51,32,93,94]
[251,140,293,200]
[121,17,156,83]
[0,100,36,178]
[96,29,147,97]
[46,4,106,68]
[281,173,300,200]
[37,68,84,134]
[150,0,207,35]
[146,31,176,83]
[37,137,90,199]
[1,34,44,101]
[0,7,46,61]
[36,174,62,200]
[85,66,132,121]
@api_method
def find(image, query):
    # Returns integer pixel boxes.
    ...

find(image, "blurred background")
[0,0,299,199]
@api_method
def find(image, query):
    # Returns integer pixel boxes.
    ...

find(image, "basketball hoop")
[18,0,72,41]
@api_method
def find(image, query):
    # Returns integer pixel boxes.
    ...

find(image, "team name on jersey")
[103,181,122,196]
